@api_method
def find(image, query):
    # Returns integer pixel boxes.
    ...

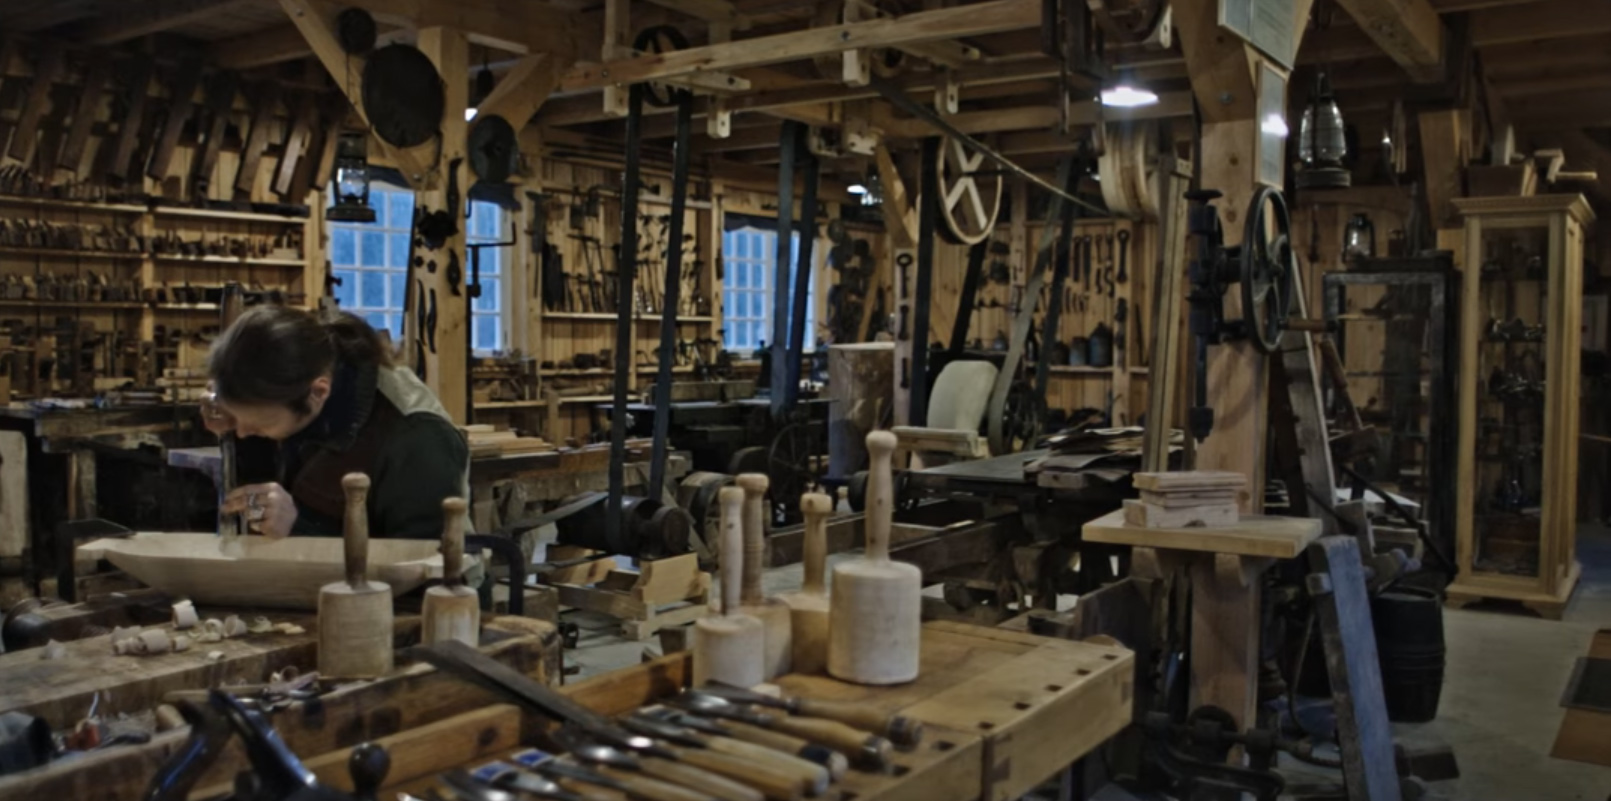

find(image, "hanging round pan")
[362,44,444,149]
[468,114,517,184]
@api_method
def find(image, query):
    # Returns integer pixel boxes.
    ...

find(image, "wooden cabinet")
[1447,194,1593,619]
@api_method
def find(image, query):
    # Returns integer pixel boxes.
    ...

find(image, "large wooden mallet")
[828,431,920,684]
[423,497,479,647]
[778,491,832,675]
[692,486,766,688]
[318,473,394,678]
[737,472,793,679]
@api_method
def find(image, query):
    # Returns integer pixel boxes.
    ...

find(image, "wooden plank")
[1469,0,1611,46]
[105,55,155,185]
[7,42,63,164]
[273,90,319,197]
[57,53,110,177]
[1335,0,1446,82]
[1132,470,1247,491]
[1122,499,1240,528]
[474,53,561,130]
[1082,509,1323,559]
[234,81,283,195]
[78,0,258,46]
[0,432,27,560]
[1190,553,1260,736]
[416,25,471,421]
[145,53,205,181]
[560,0,1039,92]
[0,630,560,801]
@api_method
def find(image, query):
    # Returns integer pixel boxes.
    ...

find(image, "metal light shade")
[1297,72,1350,189]
[328,131,377,223]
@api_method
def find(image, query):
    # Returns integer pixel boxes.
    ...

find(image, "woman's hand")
[200,391,237,437]
[221,483,298,539]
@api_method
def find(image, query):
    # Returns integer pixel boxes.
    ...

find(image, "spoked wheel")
[632,25,692,107]
[767,422,821,526]
[1240,186,1296,354]
[935,136,1004,245]
[1000,383,1047,453]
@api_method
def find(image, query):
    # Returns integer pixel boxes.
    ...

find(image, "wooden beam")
[1335,0,1446,82]
[560,0,1040,92]
[209,23,311,69]
[78,0,258,46]
[338,0,588,60]
[873,90,1193,138]
[1480,34,1611,78]
[475,53,561,129]
[1491,71,1611,98]
[1505,89,1611,130]
[278,0,433,187]
[0,0,96,32]
[415,26,471,424]
[641,0,750,30]
[1470,0,1611,46]
[1430,0,1548,9]
[1418,108,1469,228]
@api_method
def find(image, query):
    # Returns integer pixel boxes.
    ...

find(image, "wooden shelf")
[155,303,221,311]
[1049,365,1112,375]
[152,207,308,224]
[153,254,303,267]
[0,196,147,214]
[559,394,615,404]
[544,311,713,323]
[635,315,714,323]
[1129,366,1150,374]
[0,246,143,260]
[542,365,696,377]
[0,300,145,310]
[475,399,547,410]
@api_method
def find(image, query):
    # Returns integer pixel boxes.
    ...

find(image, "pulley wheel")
[336,8,378,54]
[362,44,444,149]
[1000,382,1046,453]
[1089,0,1168,45]
[935,136,1004,245]
[768,422,821,525]
[678,472,732,567]
[468,114,517,184]
[1240,186,1296,355]
[632,25,691,108]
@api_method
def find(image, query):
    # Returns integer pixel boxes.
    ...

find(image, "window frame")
[721,219,815,358]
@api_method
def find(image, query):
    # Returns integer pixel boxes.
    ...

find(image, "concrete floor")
[556,529,1611,800]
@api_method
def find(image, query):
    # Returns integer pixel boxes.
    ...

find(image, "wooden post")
[416,27,471,423]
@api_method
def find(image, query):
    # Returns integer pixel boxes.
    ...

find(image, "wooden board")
[0,431,27,560]
[1082,509,1322,559]
[1132,470,1248,492]
[1552,629,1611,767]
[77,532,467,609]
[1122,498,1239,528]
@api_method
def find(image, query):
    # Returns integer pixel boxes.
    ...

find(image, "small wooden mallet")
[692,486,766,688]
[423,497,479,647]
[828,431,921,685]
[777,491,832,675]
[736,472,793,679]
[317,473,394,678]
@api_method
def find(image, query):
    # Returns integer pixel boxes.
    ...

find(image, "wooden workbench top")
[1081,508,1322,559]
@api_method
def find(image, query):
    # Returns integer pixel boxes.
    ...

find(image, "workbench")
[0,403,198,520]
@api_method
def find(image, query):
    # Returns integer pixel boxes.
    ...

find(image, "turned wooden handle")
[718,486,746,614]
[799,492,831,595]
[665,748,805,801]
[790,698,923,746]
[440,497,467,586]
[736,473,769,606]
[596,766,708,801]
[706,720,847,779]
[769,713,894,769]
[699,735,831,796]
[865,431,896,562]
[637,756,766,801]
[341,473,371,588]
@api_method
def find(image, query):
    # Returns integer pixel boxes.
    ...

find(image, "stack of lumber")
[460,425,555,458]
[1123,470,1247,528]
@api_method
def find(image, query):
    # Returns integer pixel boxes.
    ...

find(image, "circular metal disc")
[468,114,517,183]
[362,44,444,149]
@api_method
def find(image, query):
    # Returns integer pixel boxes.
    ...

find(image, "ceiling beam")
[1480,35,1611,77]
[332,0,590,60]
[78,0,259,45]
[1334,0,1446,82]
[1491,71,1611,97]
[1470,0,1611,47]
[873,89,1193,138]
[559,0,1040,92]
[1429,0,1547,9]
[0,0,97,32]
[1506,89,1611,130]
[641,0,750,30]
[475,54,561,129]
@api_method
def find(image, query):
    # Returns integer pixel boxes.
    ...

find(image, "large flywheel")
[1240,186,1296,354]
[935,135,1004,245]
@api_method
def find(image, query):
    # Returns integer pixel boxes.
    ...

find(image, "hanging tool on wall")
[464,221,517,423]
[1116,228,1130,284]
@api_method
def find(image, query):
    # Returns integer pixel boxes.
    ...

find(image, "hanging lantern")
[1296,70,1350,189]
[328,131,376,223]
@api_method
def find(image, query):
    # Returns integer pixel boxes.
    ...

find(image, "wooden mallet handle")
[800,492,831,595]
[865,431,896,562]
[440,497,467,587]
[342,473,371,589]
[735,473,769,606]
[718,486,746,615]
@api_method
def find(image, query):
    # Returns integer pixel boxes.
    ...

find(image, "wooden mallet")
[317,473,394,678]
[737,472,793,679]
[777,491,832,674]
[423,496,479,647]
[692,486,766,688]
[828,431,920,685]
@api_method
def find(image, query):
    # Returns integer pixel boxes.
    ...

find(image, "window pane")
[331,228,356,266]
[388,272,405,307]
[364,311,388,332]
[473,316,497,350]
[359,230,386,267]
[334,270,356,307]
[386,192,414,228]
[360,270,387,307]
[387,233,410,267]
[475,278,500,312]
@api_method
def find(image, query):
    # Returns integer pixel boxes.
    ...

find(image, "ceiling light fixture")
[1100,84,1159,108]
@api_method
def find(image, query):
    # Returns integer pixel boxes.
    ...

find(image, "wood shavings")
[222,616,247,638]
[206,650,224,662]
[272,622,305,635]
[40,640,65,660]
[246,616,274,634]
[171,600,198,630]
[172,635,192,653]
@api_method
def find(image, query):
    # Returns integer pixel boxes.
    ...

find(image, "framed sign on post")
[1256,63,1288,189]
[1219,0,1298,69]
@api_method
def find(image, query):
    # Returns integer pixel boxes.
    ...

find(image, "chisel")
[699,682,923,747]
[640,708,847,779]
[675,691,892,770]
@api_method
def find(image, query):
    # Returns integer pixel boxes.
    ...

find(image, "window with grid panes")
[328,185,507,353]
[721,223,814,355]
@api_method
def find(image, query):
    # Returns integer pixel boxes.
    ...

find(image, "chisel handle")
[341,473,371,588]
[595,766,708,801]
[736,473,769,605]
[768,714,894,770]
[440,497,467,586]
[699,736,831,796]
[637,756,765,801]
[787,699,924,747]
[709,720,847,779]
[666,748,806,801]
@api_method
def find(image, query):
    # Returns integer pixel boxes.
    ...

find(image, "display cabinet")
[1447,194,1592,619]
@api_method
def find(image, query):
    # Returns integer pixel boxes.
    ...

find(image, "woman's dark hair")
[208,306,392,413]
